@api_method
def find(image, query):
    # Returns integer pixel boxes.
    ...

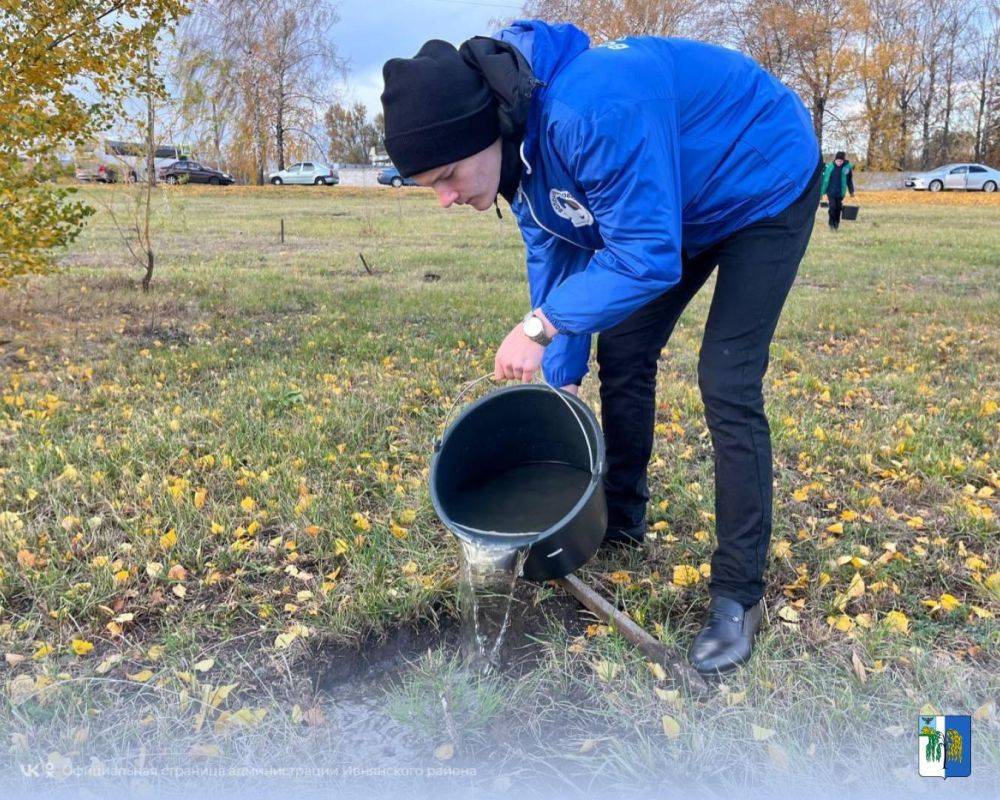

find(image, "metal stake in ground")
[556,573,711,695]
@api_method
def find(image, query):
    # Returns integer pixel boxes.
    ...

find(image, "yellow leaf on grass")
[655,687,682,708]
[397,509,417,525]
[127,669,154,683]
[772,541,792,559]
[334,538,350,556]
[389,524,408,539]
[592,659,620,682]
[193,658,215,672]
[777,606,800,624]
[724,690,747,706]
[70,639,93,656]
[167,564,187,581]
[828,614,855,632]
[240,497,257,513]
[883,610,909,635]
[851,650,867,684]
[159,530,177,550]
[95,654,122,674]
[351,512,371,532]
[209,683,238,708]
[826,522,844,535]
[433,743,454,760]
[32,644,53,660]
[672,564,701,587]
[751,724,775,741]
[661,714,681,739]
[194,488,208,510]
[938,593,960,612]
[840,510,859,522]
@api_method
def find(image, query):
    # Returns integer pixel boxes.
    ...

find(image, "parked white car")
[268,162,339,186]
[905,163,999,192]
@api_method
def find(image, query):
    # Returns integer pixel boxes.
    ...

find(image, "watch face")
[524,316,543,337]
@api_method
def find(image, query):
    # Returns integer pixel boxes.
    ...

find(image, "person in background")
[821,151,855,230]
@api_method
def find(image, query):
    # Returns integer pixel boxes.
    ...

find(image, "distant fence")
[337,165,389,188]
[854,172,908,191]
[334,166,910,191]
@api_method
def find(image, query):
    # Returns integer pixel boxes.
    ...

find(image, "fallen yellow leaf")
[661,714,681,739]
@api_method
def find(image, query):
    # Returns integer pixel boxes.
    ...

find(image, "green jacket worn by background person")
[821,160,853,197]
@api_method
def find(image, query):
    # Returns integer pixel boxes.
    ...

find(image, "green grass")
[0,184,997,794]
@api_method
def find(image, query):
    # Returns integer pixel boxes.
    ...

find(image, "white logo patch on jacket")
[549,189,594,227]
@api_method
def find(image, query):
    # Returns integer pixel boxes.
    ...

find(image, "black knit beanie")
[381,40,500,177]
[835,151,846,160]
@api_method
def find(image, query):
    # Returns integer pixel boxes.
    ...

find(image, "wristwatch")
[521,311,552,346]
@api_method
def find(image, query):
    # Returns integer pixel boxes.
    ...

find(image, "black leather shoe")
[602,522,645,548]
[688,596,763,675]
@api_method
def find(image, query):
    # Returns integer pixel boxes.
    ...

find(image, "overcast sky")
[333,0,524,118]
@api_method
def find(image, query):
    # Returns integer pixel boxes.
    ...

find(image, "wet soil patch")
[315,585,594,693]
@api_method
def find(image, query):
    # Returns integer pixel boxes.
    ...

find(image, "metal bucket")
[430,381,607,580]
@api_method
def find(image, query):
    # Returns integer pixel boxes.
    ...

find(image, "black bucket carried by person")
[430,377,607,581]
[841,203,859,220]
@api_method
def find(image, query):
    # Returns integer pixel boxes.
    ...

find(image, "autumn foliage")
[0,0,186,285]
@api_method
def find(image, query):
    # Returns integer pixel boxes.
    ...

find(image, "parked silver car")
[905,163,999,192]
[269,161,339,186]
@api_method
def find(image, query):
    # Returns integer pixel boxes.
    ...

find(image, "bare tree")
[175,0,342,183]
[259,0,343,171]
[520,0,717,41]
[968,2,1000,161]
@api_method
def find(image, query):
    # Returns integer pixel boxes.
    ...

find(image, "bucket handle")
[434,373,597,478]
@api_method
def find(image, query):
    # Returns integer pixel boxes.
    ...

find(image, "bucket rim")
[429,383,606,547]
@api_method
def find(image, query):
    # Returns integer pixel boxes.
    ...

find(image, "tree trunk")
[143,52,155,293]
[812,94,825,151]
[142,251,154,294]
[276,78,286,171]
[974,82,987,162]
[920,58,937,169]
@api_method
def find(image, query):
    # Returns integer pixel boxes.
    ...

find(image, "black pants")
[827,193,844,228]
[596,163,821,607]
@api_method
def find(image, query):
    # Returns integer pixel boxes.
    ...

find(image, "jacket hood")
[459,19,590,204]
[490,20,591,162]
[492,19,591,88]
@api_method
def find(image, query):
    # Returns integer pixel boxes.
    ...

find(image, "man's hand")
[494,324,544,382]
[493,308,559,383]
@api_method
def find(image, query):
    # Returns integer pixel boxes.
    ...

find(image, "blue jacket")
[494,20,820,387]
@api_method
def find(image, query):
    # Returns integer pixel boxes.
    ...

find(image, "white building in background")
[368,146,391,166]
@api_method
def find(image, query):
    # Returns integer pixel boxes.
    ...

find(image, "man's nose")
[437,187,459,208]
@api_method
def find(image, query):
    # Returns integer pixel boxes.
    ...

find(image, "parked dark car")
[158,160,234,185]
[377,166,419,187]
